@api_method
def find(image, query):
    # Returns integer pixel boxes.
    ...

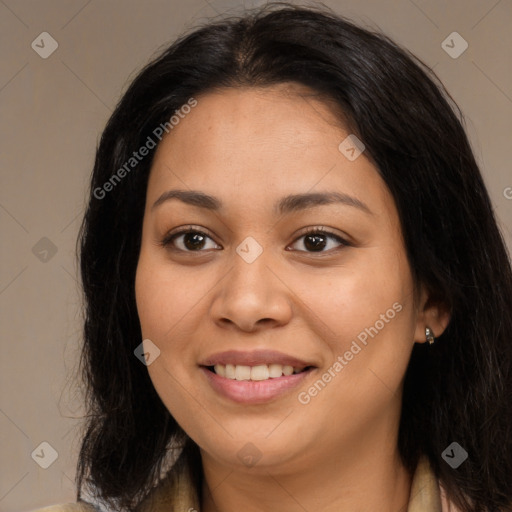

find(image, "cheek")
[294,249,416,390]
[291,255,411,345]
[134,255,205,424]
[294,268,415,435]
[135,260,169,340]
[135,251,207,343]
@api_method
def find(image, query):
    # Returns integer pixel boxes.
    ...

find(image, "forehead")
[162,83,348,152]
[146,85,392,219]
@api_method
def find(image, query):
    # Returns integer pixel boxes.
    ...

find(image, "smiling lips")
[199,350,317,403]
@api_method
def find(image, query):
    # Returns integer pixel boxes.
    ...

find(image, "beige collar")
[407,455,443,511]
[137,454,444,512]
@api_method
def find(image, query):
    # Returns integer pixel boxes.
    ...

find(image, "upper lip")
[199,350,316,368]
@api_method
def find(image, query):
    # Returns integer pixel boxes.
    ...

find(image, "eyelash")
[159,225,350,254]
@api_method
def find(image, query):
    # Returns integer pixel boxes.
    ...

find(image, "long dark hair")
[76,3,512,510]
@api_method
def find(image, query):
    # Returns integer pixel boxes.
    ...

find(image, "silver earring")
[425,326,435,345]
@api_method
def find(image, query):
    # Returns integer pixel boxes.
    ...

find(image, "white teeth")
[213,364,226,377]
[268,363,283,378]
[251,365,269,381]
[235,365,251,381]
[282,365,294,376]
[225,364,236,379]
[211,363,307,380]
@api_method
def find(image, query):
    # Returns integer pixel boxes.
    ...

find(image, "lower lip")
[200,366,315,404]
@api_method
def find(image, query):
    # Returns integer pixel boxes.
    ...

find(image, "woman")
[35,3,512,511]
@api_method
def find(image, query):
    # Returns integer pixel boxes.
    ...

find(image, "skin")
[135,83,450,512]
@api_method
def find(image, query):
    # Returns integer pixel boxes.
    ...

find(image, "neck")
[200,439,412,512]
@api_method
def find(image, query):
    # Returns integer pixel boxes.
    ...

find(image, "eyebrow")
[151,189,373,216]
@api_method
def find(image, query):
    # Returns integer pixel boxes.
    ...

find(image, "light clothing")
[30,454,461,511]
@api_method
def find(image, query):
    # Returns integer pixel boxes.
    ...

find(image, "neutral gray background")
[0,0,511,510]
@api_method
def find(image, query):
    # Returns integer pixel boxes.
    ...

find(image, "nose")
[209,248,293,333]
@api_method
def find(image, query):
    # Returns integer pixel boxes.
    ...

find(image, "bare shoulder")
[29,503,98,512]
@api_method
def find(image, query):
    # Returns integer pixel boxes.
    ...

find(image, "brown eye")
[181,232,207,250]
[161,229,221,252]
[304,233,328,251]
[290,229,349,253]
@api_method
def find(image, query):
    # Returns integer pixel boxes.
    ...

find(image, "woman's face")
[135,84,444,475]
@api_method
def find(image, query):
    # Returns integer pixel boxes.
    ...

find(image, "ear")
[413,284,451,344]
